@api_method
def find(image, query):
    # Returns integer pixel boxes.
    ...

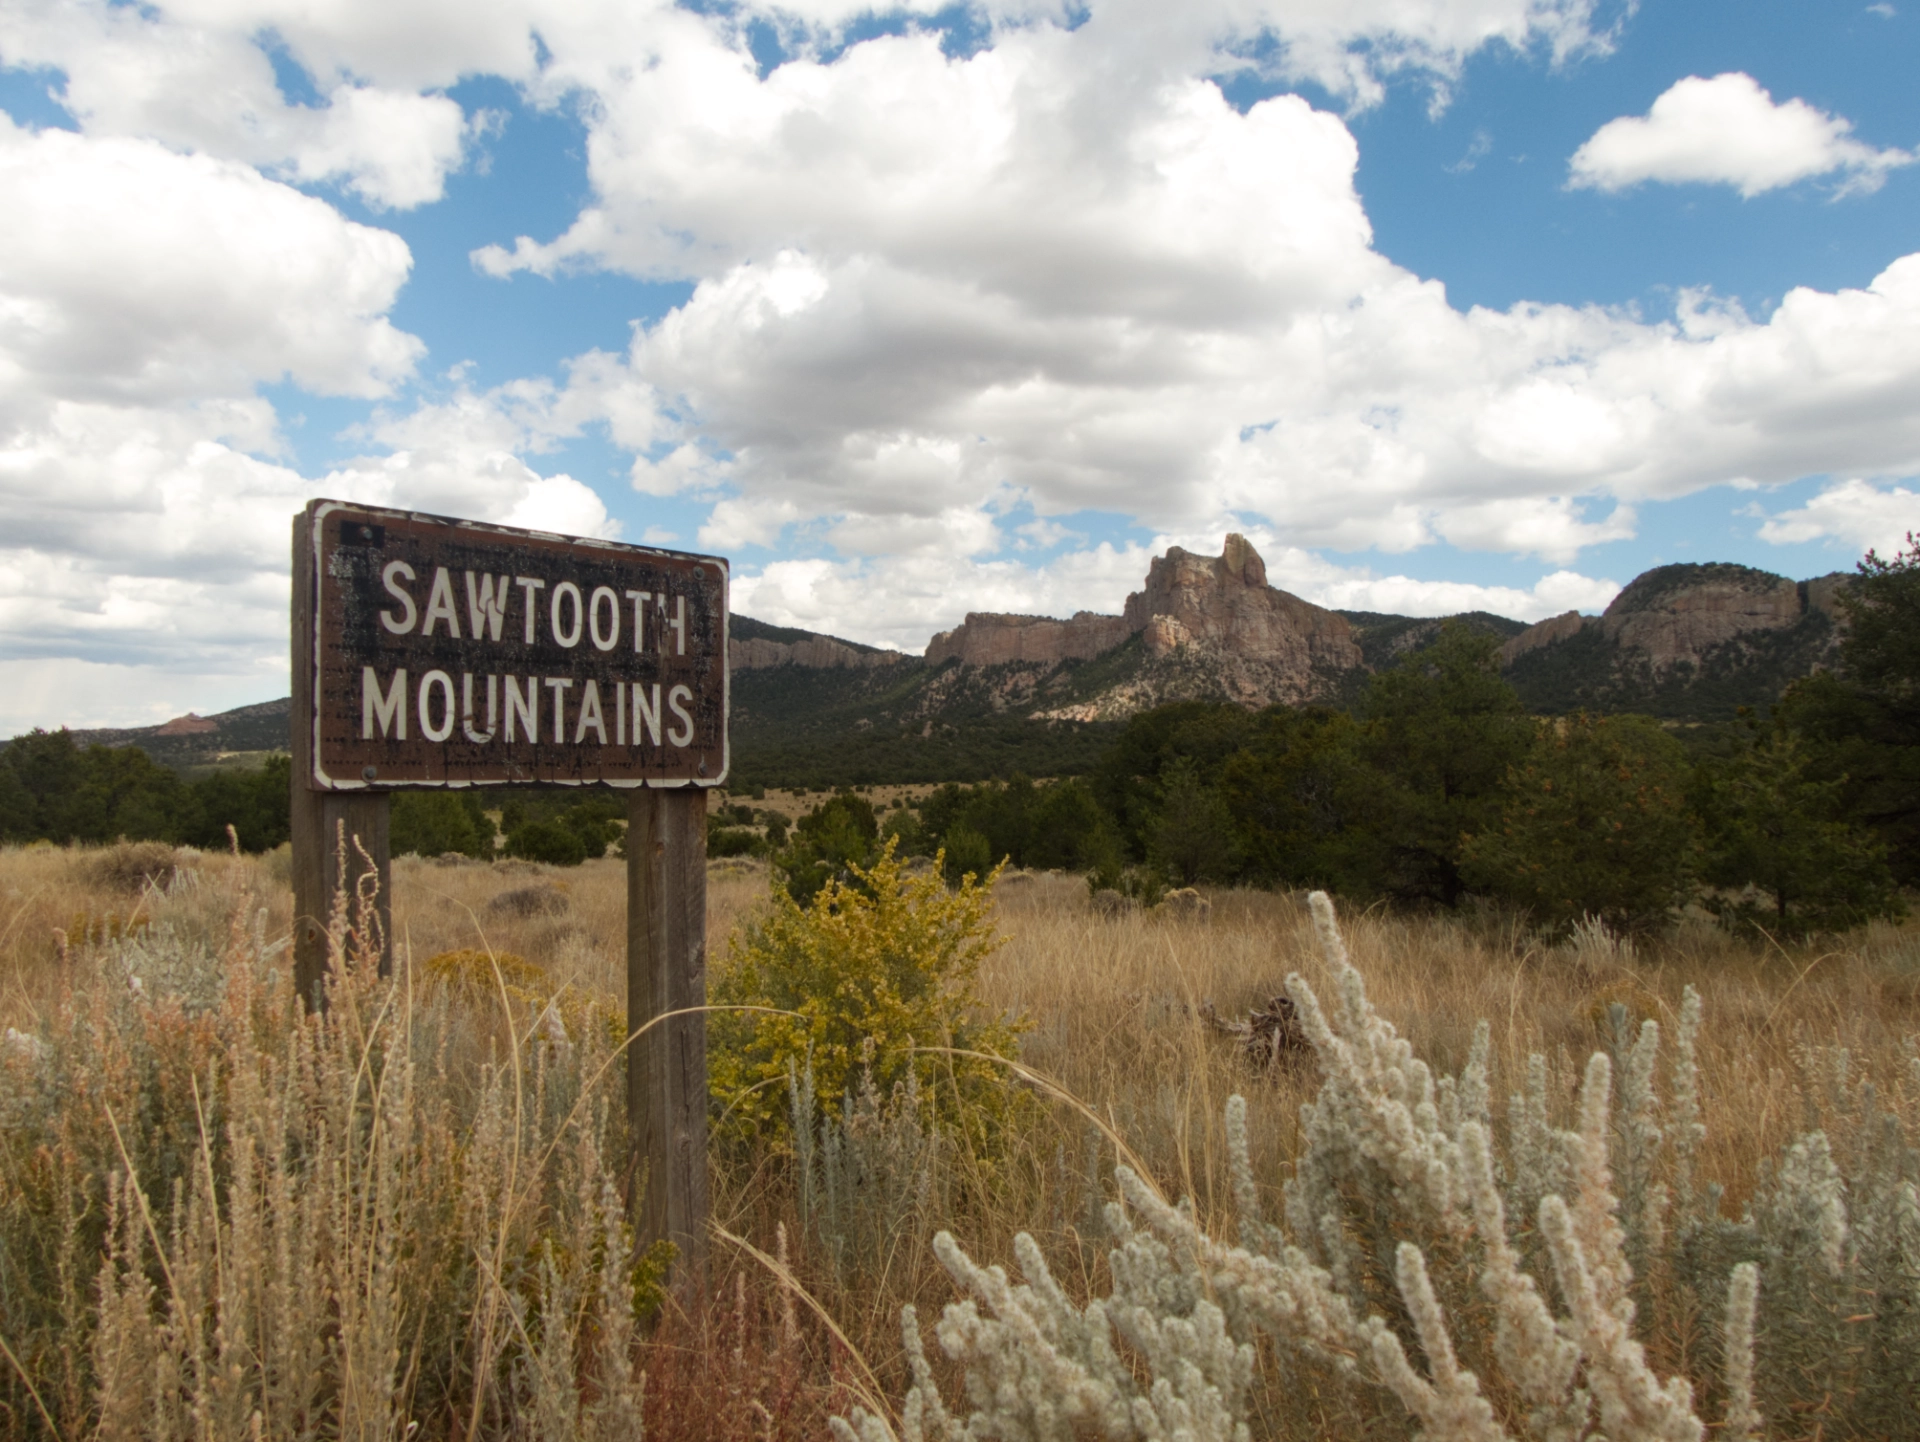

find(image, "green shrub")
[501,794,621,863]
[182,754,293,852]
[558,803,619,859]
[1025,777,1118,872]
[505,818,589,866]
[1147,755,1238,884]
[1357,622,1532,907]
[774,791,879,904]
[390,790,494,858]
[762,811,791,849]
[1220,706,1370,891]
[940,823,992,886]
[707,824,763,859]
[708,841,1024,1151]
[1089,702,1257,864]
[1695,726,1904,937]
[879,805,929,856]
[1778,534,1920,882]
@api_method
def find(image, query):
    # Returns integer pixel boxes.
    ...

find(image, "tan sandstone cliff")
[1499,563,1849,671]
[924,611,1133,667]
[925,534,1362,713]
[1121,533,1361,674]
[729,634,903,671]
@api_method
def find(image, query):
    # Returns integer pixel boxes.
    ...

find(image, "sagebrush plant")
[789,1058,944,1290]
[0,845,674,1439]
[835,891,1920,1442]
[708,840,1027,1150]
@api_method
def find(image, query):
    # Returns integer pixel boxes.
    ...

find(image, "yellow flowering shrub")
[709,840,1026,1149]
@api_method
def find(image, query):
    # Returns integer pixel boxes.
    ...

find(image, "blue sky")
[2,0,1917,729]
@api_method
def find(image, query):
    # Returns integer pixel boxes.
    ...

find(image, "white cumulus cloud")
[1757,479,1919,554]
[318,384,619,542]
[3,0,1916,727]
[528,28,1920,578]
[0,123,610,715]
[459,11,1920,655]
[1569,72,1914,198]
[0,0,479,208]
[0,118,421,423]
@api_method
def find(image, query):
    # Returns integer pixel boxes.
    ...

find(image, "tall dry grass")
[986,879,1920,1227]
[0,845,847,1440]
[1,841,1915,1437]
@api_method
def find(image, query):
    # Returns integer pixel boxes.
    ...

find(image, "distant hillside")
[1340,610,1529,671]
[58,699,292,772]
[730,614,875,650]
[737,545,1853,766]
[17,547,1857,786]
[1500,563,1848,720]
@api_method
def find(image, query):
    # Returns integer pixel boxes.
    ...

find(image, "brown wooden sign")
[291,497,718,1283]
[301,499,728,789]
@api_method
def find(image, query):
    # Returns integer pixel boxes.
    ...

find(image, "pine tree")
[1359,623,1531,907]
[1695,724,1903,937]
[1780,532,1920,881]
[1463,712,1697,934]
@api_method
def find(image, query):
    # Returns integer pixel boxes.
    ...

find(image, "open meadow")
[1,839,1916,1439]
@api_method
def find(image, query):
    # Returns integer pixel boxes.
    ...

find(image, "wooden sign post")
[291,499,728,1277]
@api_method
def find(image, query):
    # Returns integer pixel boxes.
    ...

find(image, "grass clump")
[422,945,624,1052]
[81,839,185,894]
[709,840,1025,1150]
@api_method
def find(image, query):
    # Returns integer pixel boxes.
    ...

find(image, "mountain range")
[47,536,1851,782]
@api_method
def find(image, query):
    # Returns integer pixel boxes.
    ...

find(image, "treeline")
[0,726,754,870]
[0,730,632,867]
[791,539,1919,939]
[0,734,292,852]
[8,538,1915,941]
[727,715,1119,791]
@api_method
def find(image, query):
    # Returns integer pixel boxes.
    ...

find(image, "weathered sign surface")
[301,499,728,788]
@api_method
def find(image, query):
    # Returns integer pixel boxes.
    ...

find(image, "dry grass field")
[1,839,1915,1439]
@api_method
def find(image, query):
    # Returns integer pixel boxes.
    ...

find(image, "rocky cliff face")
[1501,563,1847,675]
[1599,563,1804,672]
[924,611,1133,667]
[730,634,903,671]
[917,529,1359,710]
[923,534,1362,711]
[1501,562,1848,719]
[1499,610,1590,666]
[1802,572,1852,621]
[1122,535,1362,677]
